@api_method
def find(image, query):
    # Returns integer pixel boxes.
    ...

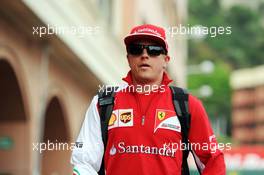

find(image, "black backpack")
[97,86,200,175]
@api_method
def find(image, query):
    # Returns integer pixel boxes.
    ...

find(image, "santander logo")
[109,141,176,158]
[110,145,117,155]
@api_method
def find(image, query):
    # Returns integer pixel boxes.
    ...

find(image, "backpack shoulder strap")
[170,86,190,175]
[97,86,118,175]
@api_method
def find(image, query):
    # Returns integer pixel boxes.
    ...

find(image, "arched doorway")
[0,59,29,174]
[41,97,72,174]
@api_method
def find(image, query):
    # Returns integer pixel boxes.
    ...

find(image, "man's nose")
[141,48,149,59]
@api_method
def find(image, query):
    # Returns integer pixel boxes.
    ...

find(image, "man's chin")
[136,74,154,84]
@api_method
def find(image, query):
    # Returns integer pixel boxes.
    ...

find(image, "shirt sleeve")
[188,95,226,175]
[71,95,104,175]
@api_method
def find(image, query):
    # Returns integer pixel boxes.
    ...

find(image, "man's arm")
[188,95,226,175]
[71,95,104,175]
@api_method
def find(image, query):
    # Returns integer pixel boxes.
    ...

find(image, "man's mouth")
[139,64,151,68]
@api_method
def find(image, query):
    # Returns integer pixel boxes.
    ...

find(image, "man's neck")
[131,75,163,93]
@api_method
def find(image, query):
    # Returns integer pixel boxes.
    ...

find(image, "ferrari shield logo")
[158,111,166,120]
[154,109,181,133]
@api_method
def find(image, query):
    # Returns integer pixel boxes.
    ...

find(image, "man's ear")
[165,55,170,62]
[163,55,170,69]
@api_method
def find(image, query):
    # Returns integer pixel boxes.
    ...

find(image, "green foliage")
[188,0,264,68]
[188,0,264,136]
[188,62,231,120]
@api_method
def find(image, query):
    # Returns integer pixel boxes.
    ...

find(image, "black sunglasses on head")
[127,44,166,56]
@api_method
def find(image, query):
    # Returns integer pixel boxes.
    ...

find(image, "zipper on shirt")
[135,94,146,126]
[135,93,154,126]
[134,88,162,126]
[141,115,145,125]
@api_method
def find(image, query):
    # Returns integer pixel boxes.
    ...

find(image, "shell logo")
[108,113,117,126]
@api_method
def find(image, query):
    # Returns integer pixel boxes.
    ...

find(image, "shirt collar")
[122,70,173,86]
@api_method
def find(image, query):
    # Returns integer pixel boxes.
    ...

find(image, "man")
[71,24,226,175]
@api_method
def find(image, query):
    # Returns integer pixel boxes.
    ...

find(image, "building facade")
[231,65,264,144]
[0,0,187,174]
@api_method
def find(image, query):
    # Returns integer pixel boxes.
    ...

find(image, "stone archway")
[41,97,72,175]
[0,59,29,174]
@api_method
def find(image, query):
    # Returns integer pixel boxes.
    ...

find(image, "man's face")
[126,40,170,84]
